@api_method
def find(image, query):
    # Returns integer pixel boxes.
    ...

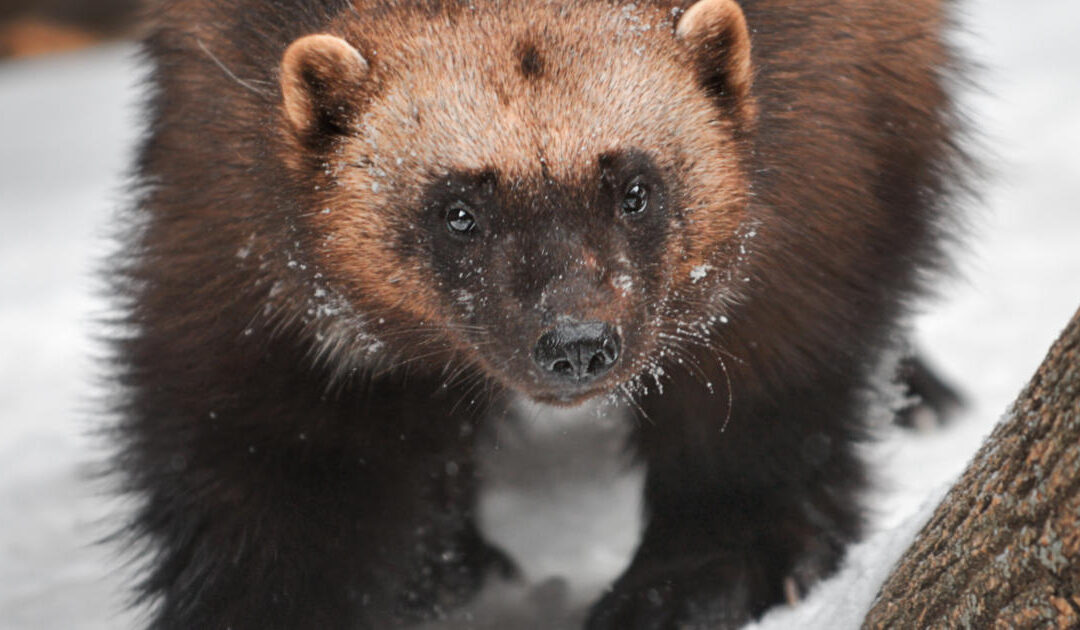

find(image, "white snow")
[689,263,712,283]
[0,44,142,630]
[2,0,1080,627]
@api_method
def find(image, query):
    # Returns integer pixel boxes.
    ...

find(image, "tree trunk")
[863,306,1080,628]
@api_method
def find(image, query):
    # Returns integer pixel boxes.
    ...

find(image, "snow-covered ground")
[1,1,1078,628]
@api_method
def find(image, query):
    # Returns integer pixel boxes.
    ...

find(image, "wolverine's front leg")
[588,370,867,630]
[121,371,512,629]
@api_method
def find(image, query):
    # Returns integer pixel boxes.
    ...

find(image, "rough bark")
[864,306,1080,629]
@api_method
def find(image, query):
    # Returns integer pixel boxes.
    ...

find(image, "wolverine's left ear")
[676,0,757,126]
[280,34,370,142]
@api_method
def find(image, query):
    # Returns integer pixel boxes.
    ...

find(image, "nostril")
[601,338,620,363]
[586,334,620,375]
[532,321,621,384]
[587,352,608,375]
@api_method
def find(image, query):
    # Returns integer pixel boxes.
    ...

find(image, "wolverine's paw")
[585,556,771,630]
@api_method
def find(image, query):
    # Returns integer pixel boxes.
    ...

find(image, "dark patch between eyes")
[516,42,544,79]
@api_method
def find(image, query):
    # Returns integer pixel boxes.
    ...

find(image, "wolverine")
[110,0,966,627]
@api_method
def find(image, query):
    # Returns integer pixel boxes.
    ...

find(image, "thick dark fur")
[110,0,967,628]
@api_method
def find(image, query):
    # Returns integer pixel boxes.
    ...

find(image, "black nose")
[533,322,621,383]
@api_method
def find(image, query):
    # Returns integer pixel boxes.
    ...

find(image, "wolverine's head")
[279,0,757,404]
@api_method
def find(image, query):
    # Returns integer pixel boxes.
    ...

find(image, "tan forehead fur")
[341,2,734,180]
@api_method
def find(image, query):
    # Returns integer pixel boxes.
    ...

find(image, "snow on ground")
[1,1,1078,628]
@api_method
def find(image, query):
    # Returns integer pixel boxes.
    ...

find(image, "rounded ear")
[280,34,370,140]
[676,0,757,126]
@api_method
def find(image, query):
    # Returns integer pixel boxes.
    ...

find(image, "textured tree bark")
[864,306,1080,628]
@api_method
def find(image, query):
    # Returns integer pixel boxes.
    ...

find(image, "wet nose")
[533,322,621,383]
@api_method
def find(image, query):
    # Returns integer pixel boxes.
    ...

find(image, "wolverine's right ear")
[280,34,370,140]
[676,0,757,126]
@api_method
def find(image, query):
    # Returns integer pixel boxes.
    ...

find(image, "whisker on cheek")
[618,382,653,427]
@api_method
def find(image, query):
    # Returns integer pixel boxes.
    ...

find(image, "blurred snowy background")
[1,1,1078,628]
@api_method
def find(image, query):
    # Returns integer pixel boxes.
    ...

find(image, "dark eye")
[446,201,477,234]
[621,182,649,215]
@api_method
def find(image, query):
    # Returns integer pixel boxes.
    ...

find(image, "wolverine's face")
[411,150,677,404]
[281,0,755,403]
